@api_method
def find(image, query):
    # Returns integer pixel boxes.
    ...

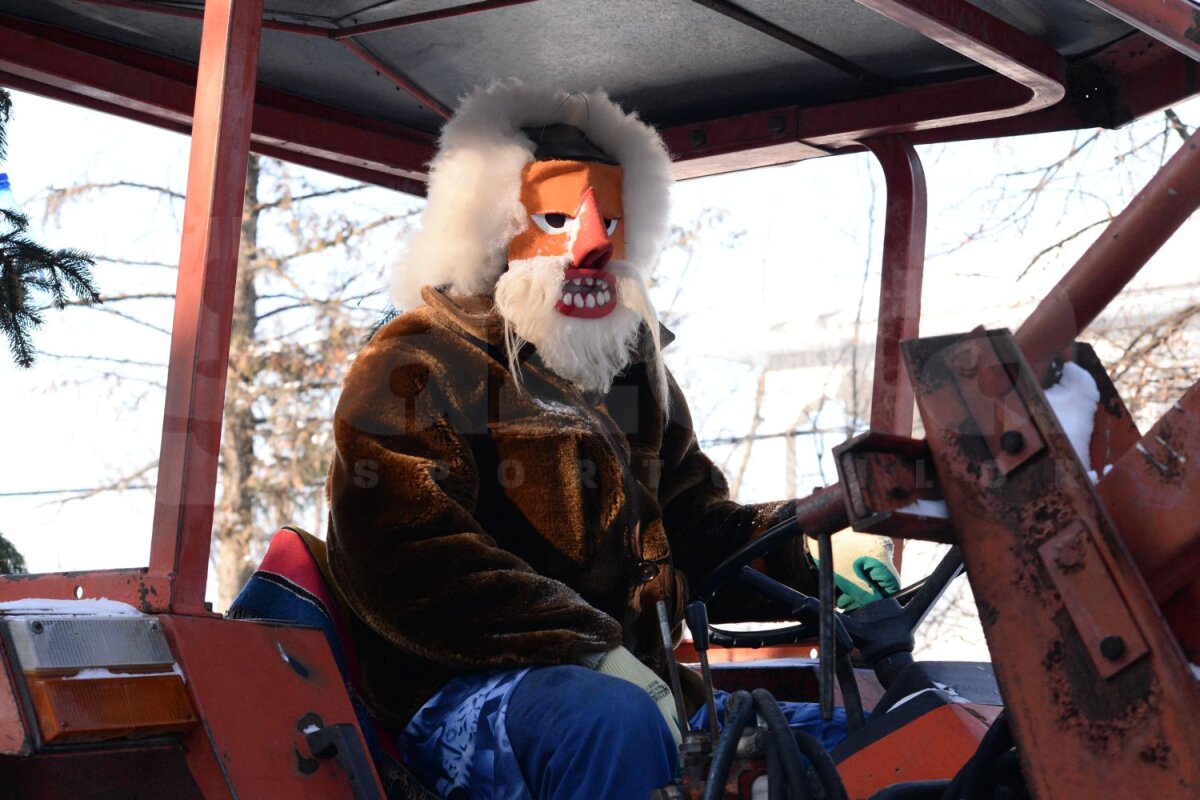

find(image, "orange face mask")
[508,159,625,319]
[508,160,626,266]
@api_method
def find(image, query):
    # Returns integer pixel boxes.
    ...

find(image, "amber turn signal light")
[26,672,197,745]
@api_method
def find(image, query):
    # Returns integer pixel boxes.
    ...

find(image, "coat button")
[638,561,660,582]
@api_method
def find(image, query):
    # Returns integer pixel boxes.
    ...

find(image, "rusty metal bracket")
[944,328,1045,475]
[834,432,954,543]
[905,328,1200,798]
[1038,521,1149,679]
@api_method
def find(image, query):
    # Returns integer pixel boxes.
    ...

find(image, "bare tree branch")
[55,460,159,504]
[39,351,166,368]
[76,304,171,334]
[94,256,178,269]
[59,291,175,307]
[1016,217,1109,279]
[1164,107,1192,142]
[256,184,371,211]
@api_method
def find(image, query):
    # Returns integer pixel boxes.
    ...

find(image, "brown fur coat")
[327,288,816,726]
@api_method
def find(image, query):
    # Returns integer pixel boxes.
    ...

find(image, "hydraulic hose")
[703,690,756,800]
[792,729,849,800]
[752,689,810,800]
[833,646,866,732]
[764,735,787,800]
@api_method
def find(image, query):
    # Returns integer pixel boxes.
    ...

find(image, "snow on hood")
[0,598,145,617]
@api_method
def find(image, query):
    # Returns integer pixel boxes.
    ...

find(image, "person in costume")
[326,81,899,800]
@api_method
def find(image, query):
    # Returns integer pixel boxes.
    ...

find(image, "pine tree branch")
[0,88,11,162]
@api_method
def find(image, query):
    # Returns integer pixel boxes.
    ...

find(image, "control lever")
[306,723,384,800]
[656,599,693,735]
[815,531,836,721]
[685,601,722,742]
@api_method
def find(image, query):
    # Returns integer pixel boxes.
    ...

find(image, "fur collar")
[393,82,674,310]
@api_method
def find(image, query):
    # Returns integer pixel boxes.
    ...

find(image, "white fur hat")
[391,81,674,310]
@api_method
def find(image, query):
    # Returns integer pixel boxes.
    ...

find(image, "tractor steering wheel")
[693,515,964,683]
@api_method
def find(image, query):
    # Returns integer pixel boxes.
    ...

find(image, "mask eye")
[604,218,619,235]
[531,212,569,233]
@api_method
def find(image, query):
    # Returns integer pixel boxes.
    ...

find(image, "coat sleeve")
[654,373,817,620]
[326,316,622,670]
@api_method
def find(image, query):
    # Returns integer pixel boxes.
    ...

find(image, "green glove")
[809,531,901,611]
[579,646,682,746]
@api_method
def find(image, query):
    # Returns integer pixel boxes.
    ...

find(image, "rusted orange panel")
[164,615,383,799]
[907,330,1200,799]
[837,704,991,798]
[1162,578,1200,662]
[1096,380,1200,604]
[0,648,31,756]
[1069,343,1141,472]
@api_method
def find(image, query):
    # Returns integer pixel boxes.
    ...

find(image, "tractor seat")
[227,526,436,800]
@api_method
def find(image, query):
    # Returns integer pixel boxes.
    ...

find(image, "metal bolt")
[688,129,707,148]
[1100,635,1126,661]
[952,347,981,378]
[1054,534,1086,570]
[30,621,44,634]
[1000,430,1024,454]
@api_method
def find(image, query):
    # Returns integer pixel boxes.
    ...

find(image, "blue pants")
[400,665,849,800]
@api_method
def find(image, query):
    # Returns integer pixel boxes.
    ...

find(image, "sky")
[1,89,1197,657]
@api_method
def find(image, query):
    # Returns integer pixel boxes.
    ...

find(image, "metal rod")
[335,0,541,38]
[148,0,264,614]
[865,136,927,437]
[1016,127,1200,377]
[656,600,692,734]
[339,38,451,120]
[686,0,888,89]
[816,532,836,721]
[686,601,722,741]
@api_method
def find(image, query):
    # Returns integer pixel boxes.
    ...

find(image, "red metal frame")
[5,4,1196,189]
[864,137,926,437]
[0,14,435,192]
[1086,0,1200,60]
[75,0,535,128]
[667,0,1068,177]
[340,37,452,120]
[142,0,264,615]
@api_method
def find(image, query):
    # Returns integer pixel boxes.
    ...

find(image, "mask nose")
[570,186,613,272]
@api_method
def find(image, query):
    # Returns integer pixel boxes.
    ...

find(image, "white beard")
[493,255,667,404]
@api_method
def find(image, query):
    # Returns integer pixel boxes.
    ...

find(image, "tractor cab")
[1,1,1199,798]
